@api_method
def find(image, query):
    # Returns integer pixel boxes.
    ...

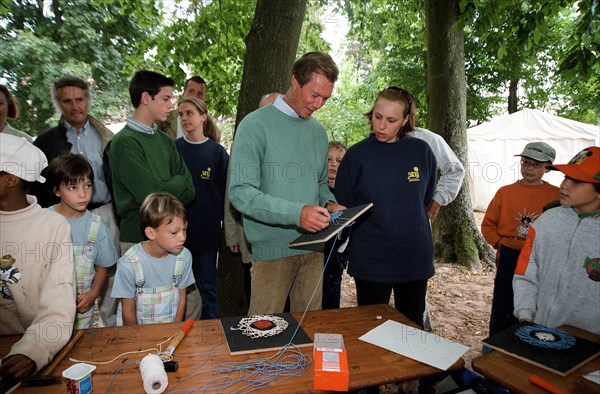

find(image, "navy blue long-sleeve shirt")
[176,137,229,253]
[335,134,437,283]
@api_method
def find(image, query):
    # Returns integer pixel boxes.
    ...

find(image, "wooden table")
[472,326,600,394]
[1,304,463,393]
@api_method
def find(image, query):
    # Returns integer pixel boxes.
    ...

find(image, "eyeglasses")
[520,159,546,169]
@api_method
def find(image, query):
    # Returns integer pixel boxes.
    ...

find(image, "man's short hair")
[45,153,94,194]
[184,76,207,90]
[292,52,339,86]
[51,76,92,113]
[0,84,19,119]
[140,192,187,232]
[129,70,175,108]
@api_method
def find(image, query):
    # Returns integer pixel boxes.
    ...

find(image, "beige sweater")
[0,196,76,372]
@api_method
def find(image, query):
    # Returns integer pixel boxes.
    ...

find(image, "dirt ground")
[339,212,495,371]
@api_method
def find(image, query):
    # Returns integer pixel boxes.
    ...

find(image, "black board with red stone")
[220,313,312,355]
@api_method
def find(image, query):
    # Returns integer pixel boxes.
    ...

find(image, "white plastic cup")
[62,363,97,394]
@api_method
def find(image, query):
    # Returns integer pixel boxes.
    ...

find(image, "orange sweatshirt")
[481,181,559,250]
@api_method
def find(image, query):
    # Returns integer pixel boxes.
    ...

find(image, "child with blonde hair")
[112,192,195,325]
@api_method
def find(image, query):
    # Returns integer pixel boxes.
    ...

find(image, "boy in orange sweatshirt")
[482,142,559,335]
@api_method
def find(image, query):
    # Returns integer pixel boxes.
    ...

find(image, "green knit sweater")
[229,105,334,260]
[110,125,195,242]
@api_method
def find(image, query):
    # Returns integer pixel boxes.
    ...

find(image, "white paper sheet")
[359,320,469,371]
[584,370,600,385]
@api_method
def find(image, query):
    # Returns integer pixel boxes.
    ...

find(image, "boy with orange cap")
[513,146,600,335]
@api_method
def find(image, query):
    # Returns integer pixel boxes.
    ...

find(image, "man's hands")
[300,205,330,233]
[0,354,36,380]
[300,202,347,233]
[325,201,346,213]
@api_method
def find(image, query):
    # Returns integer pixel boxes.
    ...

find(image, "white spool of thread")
[139,354,168,394]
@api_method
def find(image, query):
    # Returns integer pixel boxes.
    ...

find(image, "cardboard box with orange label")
[313,333,349,391]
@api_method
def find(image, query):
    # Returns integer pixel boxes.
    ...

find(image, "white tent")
[467,108,599,211]
[106,122,126,134]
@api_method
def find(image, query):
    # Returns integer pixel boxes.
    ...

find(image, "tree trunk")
[220,0,307,317]
[233,0,307,132]
[508,78,519,113]
[425,0,494,270]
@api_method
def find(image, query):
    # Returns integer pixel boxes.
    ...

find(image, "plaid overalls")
[117,247,184,325]
[74,213,101,329]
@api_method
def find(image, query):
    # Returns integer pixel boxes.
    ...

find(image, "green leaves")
[1,0,157,134]
[151,0,255,118]
[497,45,507,60]
[2,0,596,138]
[559,0,599,79]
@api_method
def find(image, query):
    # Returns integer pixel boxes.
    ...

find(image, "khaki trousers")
[248,252,323,315]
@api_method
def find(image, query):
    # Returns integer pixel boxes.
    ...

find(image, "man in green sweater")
[229,52,344,315]
[110,70,195,254]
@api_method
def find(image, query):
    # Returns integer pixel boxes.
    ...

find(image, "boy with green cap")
[482,142,559,335]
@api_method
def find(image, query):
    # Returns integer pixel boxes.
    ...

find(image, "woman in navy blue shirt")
[176,97,228,319]
[335,87,437,327]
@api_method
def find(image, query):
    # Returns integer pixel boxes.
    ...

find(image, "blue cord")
[287,210,355,348]
[166,211,355,392]
[516,325,576,349]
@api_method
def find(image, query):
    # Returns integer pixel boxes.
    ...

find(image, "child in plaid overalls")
[112,192,195,325]
[45,153,118,329]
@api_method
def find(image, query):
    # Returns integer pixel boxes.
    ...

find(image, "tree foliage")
[559,0,600,79]
[460,0,599,123]
[233,0,307,133]
[151,0,255,118]
[1,0,596,141]
[298,1,332,57]
[333,0,598,128]
[0,0,338,143]
[0,0,160,135]
[341,0,430,124]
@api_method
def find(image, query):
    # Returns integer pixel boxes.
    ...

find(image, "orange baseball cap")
[548,146,600,184]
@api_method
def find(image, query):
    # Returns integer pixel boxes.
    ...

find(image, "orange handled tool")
[529,374,568,394]
[164,319,194,357]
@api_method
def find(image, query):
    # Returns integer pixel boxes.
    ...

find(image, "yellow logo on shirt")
[201,167,211,180]
[407,167,420,182]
